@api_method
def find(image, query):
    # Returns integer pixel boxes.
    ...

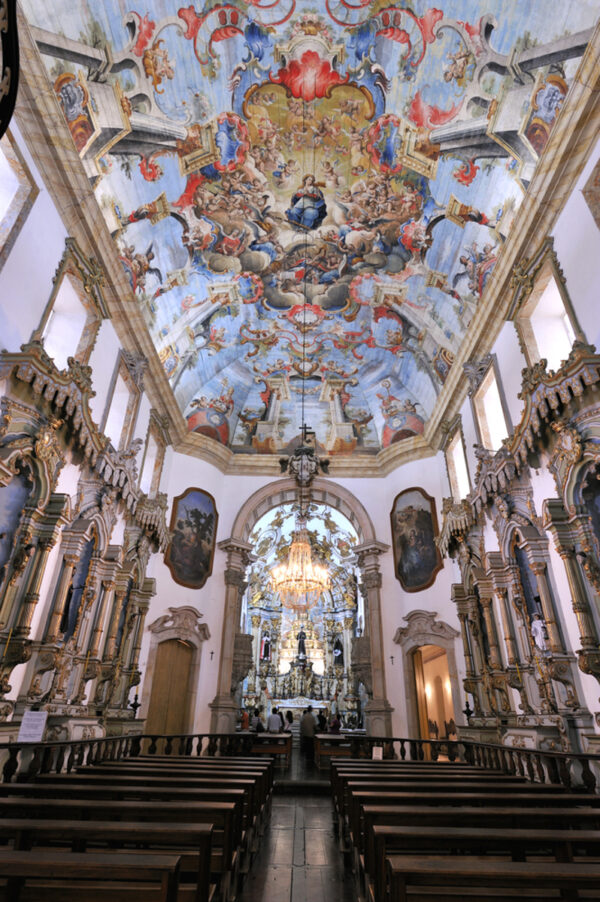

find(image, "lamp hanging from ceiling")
[270,515,330,613]
[270,195,330,613]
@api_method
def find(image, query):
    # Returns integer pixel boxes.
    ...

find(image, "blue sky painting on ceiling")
[22,0,600,455]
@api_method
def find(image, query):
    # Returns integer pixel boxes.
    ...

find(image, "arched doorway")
[210,477,393,735]
[141,606,210,735]
[394,609,462,739]
[412,645,457,741]
[241,500,362,727]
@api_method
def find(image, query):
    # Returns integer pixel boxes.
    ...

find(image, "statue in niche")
[260,631,271,661]
[333,635,344,667]
[531,613,548,652]
[297,627,307,658]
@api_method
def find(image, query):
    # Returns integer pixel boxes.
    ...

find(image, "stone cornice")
[13,11,600,478]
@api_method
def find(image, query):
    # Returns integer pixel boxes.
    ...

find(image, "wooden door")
[145,639,194,735]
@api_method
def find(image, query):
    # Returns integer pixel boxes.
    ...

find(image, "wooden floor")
[239,793,356,902]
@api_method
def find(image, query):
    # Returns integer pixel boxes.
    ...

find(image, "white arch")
[211,476,392,734]
[230,476,377,545]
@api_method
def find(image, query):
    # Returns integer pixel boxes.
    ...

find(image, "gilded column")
[14,538,55,636]
[558,549,599,651]
[103,581,129,660]
[45,553,78,642]
[529,562,564,654]
[88,580,115,658]
[496,587,518,664]
[479,595,502,669]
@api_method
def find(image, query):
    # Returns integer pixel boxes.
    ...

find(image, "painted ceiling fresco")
[22,0,599,456]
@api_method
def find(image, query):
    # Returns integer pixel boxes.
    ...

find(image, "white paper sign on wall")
[372,745,383,760]
[17,710,48,743]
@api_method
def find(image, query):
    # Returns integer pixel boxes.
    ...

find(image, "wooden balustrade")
[0,731,597,791]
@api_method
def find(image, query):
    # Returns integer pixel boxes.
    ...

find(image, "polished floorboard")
[240,793,356,902]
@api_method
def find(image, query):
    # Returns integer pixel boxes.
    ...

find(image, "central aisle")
[240,793,356,902]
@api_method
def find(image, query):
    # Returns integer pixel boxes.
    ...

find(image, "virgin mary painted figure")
[286,174,327,230]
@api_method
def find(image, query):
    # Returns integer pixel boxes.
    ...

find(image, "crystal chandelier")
[270,216,330,613]
[270,518,330,613]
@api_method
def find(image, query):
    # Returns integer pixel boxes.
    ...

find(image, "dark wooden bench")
[347,788,595,852]
[0,798,238,902]
[329,761,505,808]
[248,733,292,767]
[0,818,214,902]
[0,848,181,902]
[34,773,258,832]
[368,824,600,902]
[89,760,274,823]
[335,775,549,829]
[386,854,600,901]
[76,763,272,827]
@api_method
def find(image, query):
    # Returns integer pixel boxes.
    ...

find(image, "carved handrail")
[1,731,598,792]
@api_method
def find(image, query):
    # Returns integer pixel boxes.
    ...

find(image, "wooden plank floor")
[240,794,356,902]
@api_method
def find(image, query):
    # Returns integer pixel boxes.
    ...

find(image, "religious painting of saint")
[390,488,442,592]
[165,488,218,589]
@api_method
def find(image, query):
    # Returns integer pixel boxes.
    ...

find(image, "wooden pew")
[0,818,213,902]
[331,771,533,824]
[346,787,588,852]
[248,733,292,767]
[33,771,263,866]
[0,798,237,902]
[361,803,600,902]
[386,854,600,901]
[0,848,181,902]
[33,774,258,834]
[80,763,273,827]
[329,761,505,809]
[92,760,274,821]
[369,824,600,902]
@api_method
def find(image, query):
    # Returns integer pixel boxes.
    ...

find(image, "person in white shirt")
[266,707,282,732]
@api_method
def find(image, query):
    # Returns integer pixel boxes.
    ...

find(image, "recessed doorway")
[413,644,456,742]
[144,638,194,735]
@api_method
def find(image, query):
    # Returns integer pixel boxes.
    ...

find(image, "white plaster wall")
[142,444,466,738]
[142,448,274,733]
[551,135,600,350]
[335,457,464,737]
[133,395,152,478]
[0,122,67,352]
[87,320,121,425]
[492,322,527,431]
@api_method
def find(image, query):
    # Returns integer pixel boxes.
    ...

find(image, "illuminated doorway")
[413,645,456,741]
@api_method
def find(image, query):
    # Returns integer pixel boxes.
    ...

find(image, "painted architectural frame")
[165,487,218,589]
[390,487,443,593]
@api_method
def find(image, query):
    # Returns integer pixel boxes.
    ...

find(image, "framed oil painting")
[165,487,218,589]
[390,487,443,593]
